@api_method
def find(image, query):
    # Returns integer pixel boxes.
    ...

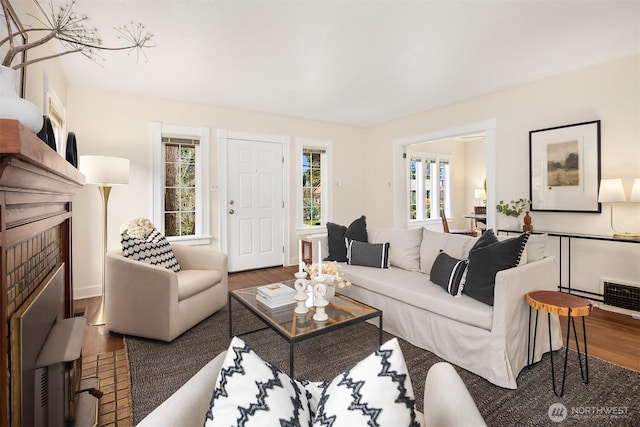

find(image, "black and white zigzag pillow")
[205,337,318,426]
[121,228,181,272]
[313,338,419,427]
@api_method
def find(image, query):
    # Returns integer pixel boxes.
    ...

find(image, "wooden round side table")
[525,290,593,397]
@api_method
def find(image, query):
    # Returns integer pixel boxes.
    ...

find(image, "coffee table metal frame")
[228,281,383,377]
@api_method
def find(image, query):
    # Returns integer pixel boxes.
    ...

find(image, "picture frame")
[529,120,601,213]
[1,0,28,97]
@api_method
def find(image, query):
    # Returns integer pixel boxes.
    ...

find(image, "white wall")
[64,54,639,303]
[66,87,364,298]
[363,54,640,300]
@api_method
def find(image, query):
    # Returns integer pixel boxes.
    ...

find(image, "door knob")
[229,209,235,214]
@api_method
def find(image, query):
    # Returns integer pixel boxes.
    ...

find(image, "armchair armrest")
[137,351,227,427]
[105,251,179,339]
[423,362,486,426]
[171,244,228,275]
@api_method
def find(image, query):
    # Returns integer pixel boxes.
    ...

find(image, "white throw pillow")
[420,229,478,274]
[206,338,418,427]
[525,234,548,262]
[370,227,423,271]
[205,337,317,426]
[313,338,418,426]
[497,233,548,264]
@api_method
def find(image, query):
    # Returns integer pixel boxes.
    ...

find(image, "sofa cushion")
[341,263,493,330]
[419,229,477,274]
[464,232,530,306]
[525,233,547,262]
[121,228,181,272]
[314,338,418,426]
[176,270,222,300]
[430,252,468,296]
[347,240,390,268]
[326,216,368,262]
[369,226,423,271]
[205,337,316,426]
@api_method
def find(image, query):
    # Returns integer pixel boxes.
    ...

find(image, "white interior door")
[227,139,284,272]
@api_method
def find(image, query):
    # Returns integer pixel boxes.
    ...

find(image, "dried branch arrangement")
[1,0,154,69]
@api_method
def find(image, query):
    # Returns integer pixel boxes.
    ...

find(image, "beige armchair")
[105,244,228,342]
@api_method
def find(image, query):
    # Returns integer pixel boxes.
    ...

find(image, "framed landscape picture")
[529,120,601,213]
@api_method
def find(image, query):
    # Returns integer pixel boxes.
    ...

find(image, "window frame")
[406,151,451,225]
[295,138,332,234]
[151,122,211,245]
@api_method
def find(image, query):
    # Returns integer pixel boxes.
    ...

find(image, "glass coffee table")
[228,280,383,377]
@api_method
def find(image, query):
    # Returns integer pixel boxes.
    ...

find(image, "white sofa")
[105,244,228,342]
[308,226,562,389]
[138,351,486,427]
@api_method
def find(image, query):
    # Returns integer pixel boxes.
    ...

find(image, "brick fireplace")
[0,119,85,426]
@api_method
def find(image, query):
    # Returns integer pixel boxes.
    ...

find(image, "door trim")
[218,129,291,267]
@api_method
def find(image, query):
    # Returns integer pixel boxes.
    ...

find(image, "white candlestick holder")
[294,272,309,314]
[312,275,329,322]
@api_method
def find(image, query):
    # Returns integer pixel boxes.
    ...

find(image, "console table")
[498,229,640,303]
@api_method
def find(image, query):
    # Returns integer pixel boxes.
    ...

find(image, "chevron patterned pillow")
[121,228,181,272]
[205,337,318,426]
[313,338,418,426]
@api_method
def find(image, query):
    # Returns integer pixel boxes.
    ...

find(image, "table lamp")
[79,155,130,325]
[598,178,640,240]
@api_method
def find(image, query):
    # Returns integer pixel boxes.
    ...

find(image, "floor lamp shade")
[79,155,130,185]
[79,155,130,325]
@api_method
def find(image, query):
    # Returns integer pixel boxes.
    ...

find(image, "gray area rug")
[126,300,640,426]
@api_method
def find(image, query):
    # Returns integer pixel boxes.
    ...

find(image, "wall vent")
[601,280,640,312]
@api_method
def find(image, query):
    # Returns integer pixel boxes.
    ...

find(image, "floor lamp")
[80,155,130,326]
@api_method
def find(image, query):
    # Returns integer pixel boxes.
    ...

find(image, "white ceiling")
[51,0,640,127]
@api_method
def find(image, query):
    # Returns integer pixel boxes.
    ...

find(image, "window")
[163,137,197,236]
[44,83,66,156]
[407,152,451,222]
[296,139,332,231]
[151,123,210,245]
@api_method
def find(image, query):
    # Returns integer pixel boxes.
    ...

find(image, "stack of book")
[256,283,296,309]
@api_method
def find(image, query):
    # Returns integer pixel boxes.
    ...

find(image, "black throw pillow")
[464,232,530,306]
[326,222,348,262]
[325,216,368,262]
[430,252,468,296]
[346,240,389,268]
[470,228,498,251]
[344,215,368,243]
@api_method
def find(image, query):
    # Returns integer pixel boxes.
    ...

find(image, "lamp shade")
[630,178,640,203]
[79,155,130,185]
[597,178,626,203]
[474,188,486,199]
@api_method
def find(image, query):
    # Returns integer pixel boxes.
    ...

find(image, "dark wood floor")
[75,265,639,372]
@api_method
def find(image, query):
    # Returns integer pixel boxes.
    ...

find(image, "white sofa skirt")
[339,258,562,389]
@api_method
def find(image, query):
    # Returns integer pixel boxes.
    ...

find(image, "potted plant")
[496,198,532,230]
[1,0,154,131]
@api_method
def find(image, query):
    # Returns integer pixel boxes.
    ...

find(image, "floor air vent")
[603,281,640,312]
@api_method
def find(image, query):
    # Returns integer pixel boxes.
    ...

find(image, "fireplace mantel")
[0,119,85,426]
